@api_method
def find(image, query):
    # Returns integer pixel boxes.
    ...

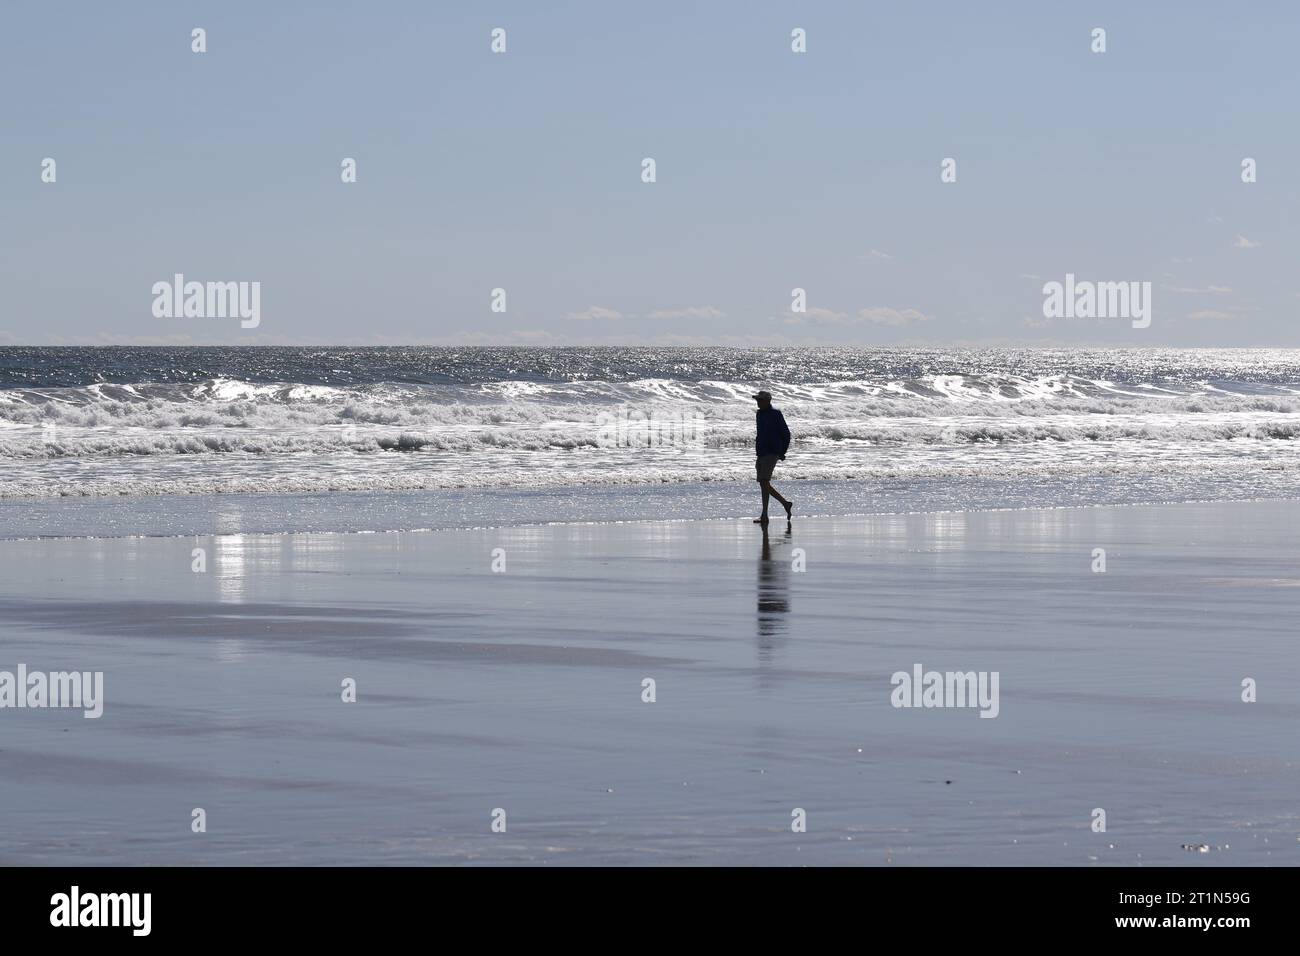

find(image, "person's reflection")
[757,522,792,663]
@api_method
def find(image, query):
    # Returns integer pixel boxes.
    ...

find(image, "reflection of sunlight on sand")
[81,537,119,589]
[926,511,968,548]
[214,534,250,602]
[503,525,548,555]
[287,534,348,576]
[212,532,356,603]
[976,507,1082,546]
[872,512,970,552]
[215,638,246,662]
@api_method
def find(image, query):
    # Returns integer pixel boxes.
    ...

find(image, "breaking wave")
[2,346,1299,498]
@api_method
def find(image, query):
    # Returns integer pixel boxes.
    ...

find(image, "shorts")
[756,454,780,482]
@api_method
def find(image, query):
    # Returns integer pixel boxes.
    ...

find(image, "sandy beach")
[1,498,1296,866]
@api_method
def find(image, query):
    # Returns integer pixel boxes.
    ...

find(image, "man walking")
[753,390,792,524]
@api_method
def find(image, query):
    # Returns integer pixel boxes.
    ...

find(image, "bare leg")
[766,482,792,518]
[757,481,771,522]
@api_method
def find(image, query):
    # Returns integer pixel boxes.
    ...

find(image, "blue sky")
[1,0,1297,346]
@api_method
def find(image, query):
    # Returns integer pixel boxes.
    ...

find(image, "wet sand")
[1,500,1297,865]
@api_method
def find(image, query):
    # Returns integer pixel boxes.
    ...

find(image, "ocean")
[2,346,1298,537]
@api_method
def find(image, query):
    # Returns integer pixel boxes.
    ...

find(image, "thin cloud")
[857,306,930,326]
[785,306,930,327]
[563,305,626,321]
[1233,234,1262,249]
[1162,285,1232,294]
[647,306,726,320]
[783,306,849,326]
[1186,310,1234,321]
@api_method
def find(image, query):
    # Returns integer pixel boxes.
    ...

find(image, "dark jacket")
[755,408,791,457]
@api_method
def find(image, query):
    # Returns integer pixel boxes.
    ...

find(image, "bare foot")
[753,516,769,525]
[783,500,794,519]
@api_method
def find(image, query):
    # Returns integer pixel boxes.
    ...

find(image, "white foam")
[3,371,1299,498]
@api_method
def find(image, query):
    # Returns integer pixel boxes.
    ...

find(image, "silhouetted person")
[752,390,792,524]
